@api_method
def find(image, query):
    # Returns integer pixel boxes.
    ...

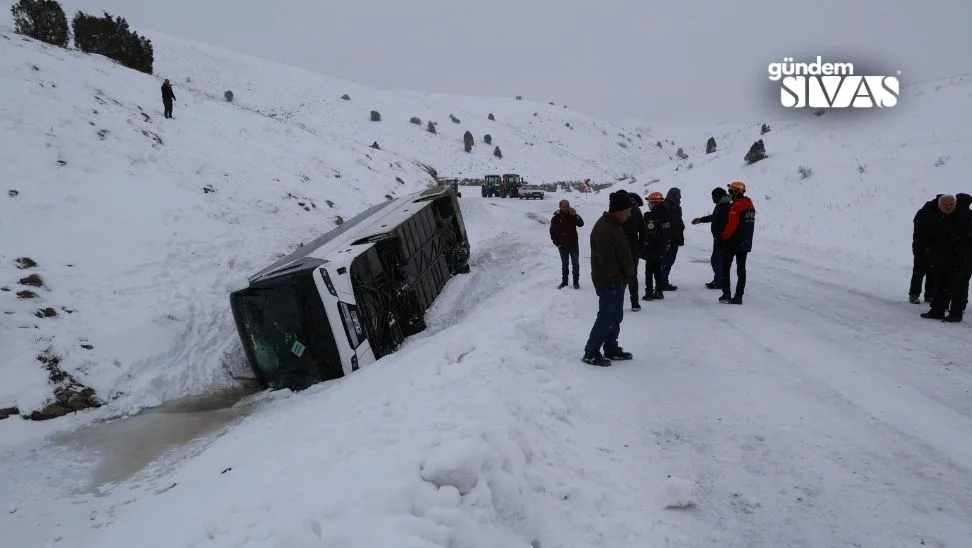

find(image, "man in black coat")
[640,192,671,300]
[620,192,647,311]
[659,187,685,291]
[692,187,732,289]
[162,79,176,119]
[922,194,972,322]
[910,194,943,303]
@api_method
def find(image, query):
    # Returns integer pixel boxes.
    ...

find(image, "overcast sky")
[53,0,972,124]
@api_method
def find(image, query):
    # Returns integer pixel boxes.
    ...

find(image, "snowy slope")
[628,75,972,267]
[151,30,657,183]
[0,25,661,418]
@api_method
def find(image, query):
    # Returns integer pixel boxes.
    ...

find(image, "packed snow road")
[2,190,970,548]
[467,192,972,546]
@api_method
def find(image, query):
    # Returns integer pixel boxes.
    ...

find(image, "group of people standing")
[549,182,757,367]
[911,193,972,322]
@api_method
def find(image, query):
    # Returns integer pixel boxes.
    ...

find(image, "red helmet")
[727,181,746,193]
[647,191,664,204]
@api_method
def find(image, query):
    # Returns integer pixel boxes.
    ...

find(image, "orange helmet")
[727,181,746,193]
[647,191,664,204]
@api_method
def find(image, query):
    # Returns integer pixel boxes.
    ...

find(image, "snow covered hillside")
[0,24,660,419]
[629,75,972,266]
[3,13,972,548]
[5,187,972,548]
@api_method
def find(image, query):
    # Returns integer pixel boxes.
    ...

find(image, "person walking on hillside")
[582,191,635,367]
[921,194,971,322]
[161,79,176,119]
[660,187,685,291]
[640,191,671,301]
[910,194,943,304]
[620,192,647,311]
[550,199,585,289]
[691,187,732,289]
[719,181,756,304]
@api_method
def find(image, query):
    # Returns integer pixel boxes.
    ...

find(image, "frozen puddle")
[53,384,261,488]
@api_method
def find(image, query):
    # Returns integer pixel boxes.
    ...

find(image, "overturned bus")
[229,186,470,390]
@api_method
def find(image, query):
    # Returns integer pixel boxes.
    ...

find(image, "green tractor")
[481,174,502,197]
[500,174,523,198]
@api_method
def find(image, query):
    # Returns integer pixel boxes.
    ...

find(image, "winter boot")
[652,289,664,300]
[558,281,568,289]
[631,300,641,311]
[705,281,722,290]
[943,312,963,323]
[573,281,580,289]
[582,352,611,367]
[921,309,946,320]
[729,295,743,305]
[604,347,633,361]
[661,284,678,291]
[719,292,732,303]
[908,295,921,304]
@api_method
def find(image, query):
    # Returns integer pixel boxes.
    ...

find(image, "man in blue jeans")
[550,199,585,288]
[582,191,636,367]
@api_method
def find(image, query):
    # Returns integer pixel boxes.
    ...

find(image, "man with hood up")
[719,181,756,304]
[910,194,943,303]
[660,187,685,291]
[922,193,972,322]
[692,187,732,289]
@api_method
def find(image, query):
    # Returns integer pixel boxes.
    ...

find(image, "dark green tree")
[11,0,69,47]
[72,11,153,74]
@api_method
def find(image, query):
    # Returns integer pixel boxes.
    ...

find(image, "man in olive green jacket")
[583,191,636,366]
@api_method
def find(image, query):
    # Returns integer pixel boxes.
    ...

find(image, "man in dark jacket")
[162,79,176,119]
[659,187,684,291]
[921,194,971,322]
[640,192,670,301]
[719,181,756,304]
[691,187,732,289]
[910,195,943,303]
[583,191,636,367]
[550,199,585,289]
[620,192,647,310]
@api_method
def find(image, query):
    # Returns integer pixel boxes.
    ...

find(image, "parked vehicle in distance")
[229,186,471,390]
[518,184,545,200]
[501,173,523,198]
[481,174,502,197]
[439,178,461,197]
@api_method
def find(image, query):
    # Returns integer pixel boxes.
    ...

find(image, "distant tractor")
[500,173,524,198]
[439,178,461,197]
[481,174,502,197]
